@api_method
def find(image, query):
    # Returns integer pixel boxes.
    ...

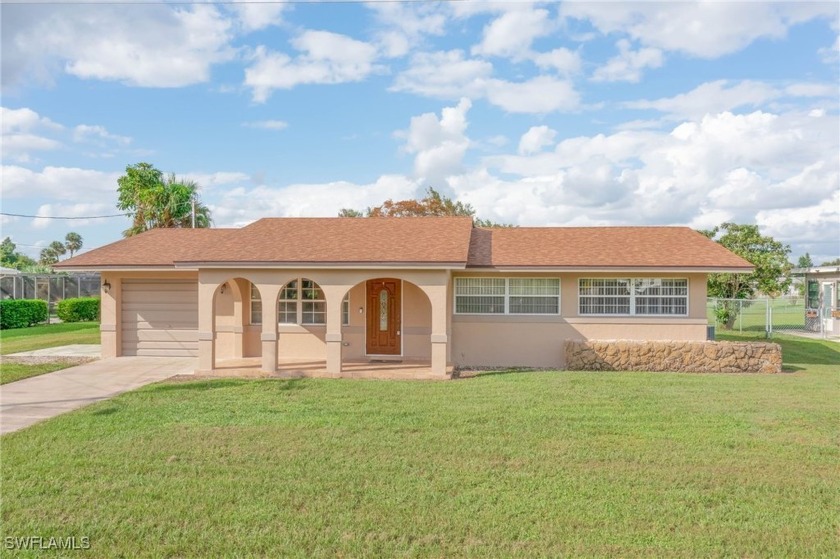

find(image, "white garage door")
[121,279,199,357]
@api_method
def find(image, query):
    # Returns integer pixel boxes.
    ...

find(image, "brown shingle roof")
[55,220,752,271]
[179,217,475,264]
[466,226,753,270]
[54,228,234,268]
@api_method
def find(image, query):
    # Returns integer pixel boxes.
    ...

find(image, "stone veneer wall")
[565,340,782,374]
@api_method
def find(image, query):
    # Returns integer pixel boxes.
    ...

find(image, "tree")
[820,257,840,266]
[0,238,37,270]
[338,187,513,226]
[701,223,791,329]
[64,232,83,257]
[117,162,211,236]
[39,247,59,266]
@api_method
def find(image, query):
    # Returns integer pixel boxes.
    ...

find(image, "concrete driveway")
[0,356,195,435]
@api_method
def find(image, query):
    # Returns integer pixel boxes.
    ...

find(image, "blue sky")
[2,0,838,264]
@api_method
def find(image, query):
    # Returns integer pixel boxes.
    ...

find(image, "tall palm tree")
[64,232,83,257]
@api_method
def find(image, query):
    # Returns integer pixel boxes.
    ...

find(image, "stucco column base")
[100,325,118,359]
[261,335,277,373]
[431,335,447,376]
[326,334,343,375]
[198,335,214,372]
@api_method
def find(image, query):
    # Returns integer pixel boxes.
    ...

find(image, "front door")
[366,279,401,355]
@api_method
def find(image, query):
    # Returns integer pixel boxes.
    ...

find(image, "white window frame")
[454,277,561,316]
[279,278,326,325]
[577,278,689,317]
[250,283,262,325]
[342,294,349,326]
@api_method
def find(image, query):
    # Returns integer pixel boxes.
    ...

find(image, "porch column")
[197,281,216,373]
[257,283,281,373]
[424,283,449,377]
[100,275,120,359]
[231,279,249,359]
[323,286,346,376]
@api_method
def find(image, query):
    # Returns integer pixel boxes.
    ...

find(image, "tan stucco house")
[55,217,752,377]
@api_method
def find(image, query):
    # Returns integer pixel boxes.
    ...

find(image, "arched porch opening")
[211,277,262,371]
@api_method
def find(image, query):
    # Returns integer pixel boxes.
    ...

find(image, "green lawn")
[1,335,838,557]
[0,322,100,384]
[0,360,89,385]
[0,322,100,355]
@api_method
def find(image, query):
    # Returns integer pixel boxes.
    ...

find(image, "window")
[279,279,325,324]
[454,277,560,315]
[250,284,262,325]
[807,280,820,309]
[342,294,350,326]
[250,279,327,325]
[579,278,688,316]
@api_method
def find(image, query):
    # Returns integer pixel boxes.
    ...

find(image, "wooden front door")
[366,279,401,355]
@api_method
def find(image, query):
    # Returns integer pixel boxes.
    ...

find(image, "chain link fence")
[707,296,835,339]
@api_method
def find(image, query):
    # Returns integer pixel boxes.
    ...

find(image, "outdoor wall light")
[103,281,111,294]
[220,282,228,294]
[358,307,363,314]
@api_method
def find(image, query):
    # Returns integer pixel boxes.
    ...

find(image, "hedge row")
[56,297,100,323]
[0,299,49,330]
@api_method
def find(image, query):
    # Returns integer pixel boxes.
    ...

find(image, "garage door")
[121,279,199,357]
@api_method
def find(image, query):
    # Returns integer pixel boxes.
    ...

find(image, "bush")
[0,299,49,329]
[56,297,100,323]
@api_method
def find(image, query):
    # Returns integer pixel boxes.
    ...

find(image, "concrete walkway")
[7,344,102,358]
[0,356,195,435]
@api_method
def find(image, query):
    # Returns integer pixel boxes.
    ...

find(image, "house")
[54,217,752,377]
[793,265,840,335]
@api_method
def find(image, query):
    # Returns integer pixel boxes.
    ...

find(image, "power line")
[0,212,130,220]
[0,1,467,5]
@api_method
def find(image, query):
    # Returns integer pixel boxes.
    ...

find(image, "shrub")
[0,299,49,329]
[56,297,100,323]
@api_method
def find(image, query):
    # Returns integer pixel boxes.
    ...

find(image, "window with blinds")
[455,277,560,315]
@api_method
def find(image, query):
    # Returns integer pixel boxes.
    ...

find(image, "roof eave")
[173,261,468,270]
[462,265,755,273]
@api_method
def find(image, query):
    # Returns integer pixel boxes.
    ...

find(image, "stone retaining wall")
[564,340,782,373]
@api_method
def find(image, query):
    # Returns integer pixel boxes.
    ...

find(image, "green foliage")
[0,237,37,270]
[117,162,212,237]
[0,299,49,329]
[56,297,100,323]
[796,253,813,268]
[339,187,515,227]
[820,257,840,266]
[64,232,83,257]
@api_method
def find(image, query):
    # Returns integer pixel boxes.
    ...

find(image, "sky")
[1,0,839,265]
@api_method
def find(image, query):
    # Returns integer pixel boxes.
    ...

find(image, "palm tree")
[117,163,212,236]
[48,241,66,259]
[39,247,59,266]
[64,232,83,257]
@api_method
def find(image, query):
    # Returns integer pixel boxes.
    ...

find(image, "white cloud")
[32,202,114,229]
[532,48,582,75]
[245,31,380,102]
[368,2,447,58]
[486,76,580,114]
[1,107,64,162]
[392,52,580,114]
[399,98,472,182]
[592,39,664,83]
[472,8,553,60]
[229,1,287,32]
[518,125,557,155]
[73,124,132,146]
[1,165,119,200]
[3,4,235,89]
[391,50,492,99]
[560,2,837,58]
[242,120,288,131]
[211,175,421,227]
[182,171,251,191]
[628,80,777,119]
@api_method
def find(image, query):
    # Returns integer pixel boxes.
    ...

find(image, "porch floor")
[208,358,451,380]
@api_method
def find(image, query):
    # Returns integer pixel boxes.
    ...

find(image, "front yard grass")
[0,322,100,384]
[0,322,100,355]
[1,335,837,557]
